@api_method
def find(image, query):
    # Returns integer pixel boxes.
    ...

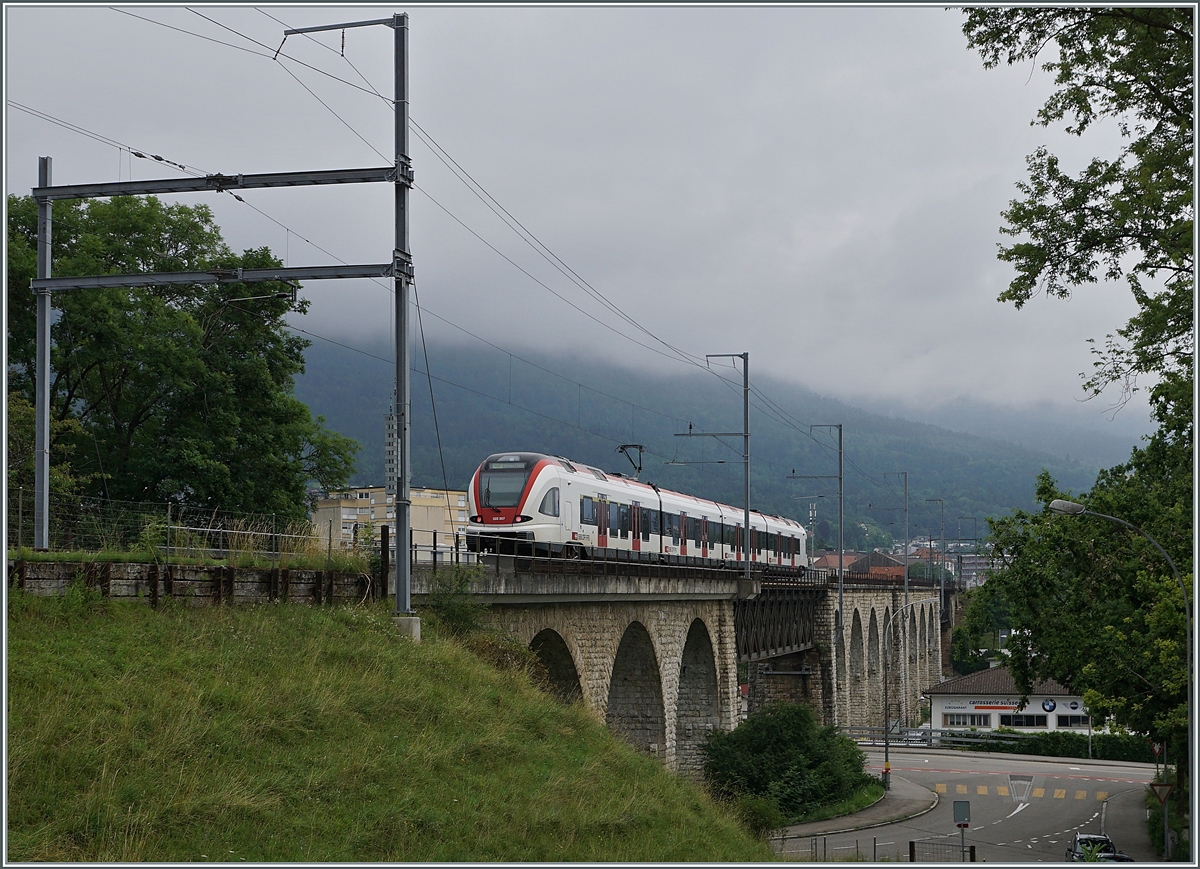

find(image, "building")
[925,667,1089,732]
[310,485,470,561]
[956,553,999,589]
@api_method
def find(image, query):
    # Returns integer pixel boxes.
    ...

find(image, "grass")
[789,781,886,824]
[6,587,774,862]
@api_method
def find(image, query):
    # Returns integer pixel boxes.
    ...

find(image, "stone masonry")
[480,597,739,775]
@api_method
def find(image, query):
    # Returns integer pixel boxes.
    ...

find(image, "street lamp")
[1049,498,1191,857]
[883,596,939,790]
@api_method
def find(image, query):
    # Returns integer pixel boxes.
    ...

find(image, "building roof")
[924,667,1072,697]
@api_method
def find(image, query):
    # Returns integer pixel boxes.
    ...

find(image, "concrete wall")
[9,559,372,606]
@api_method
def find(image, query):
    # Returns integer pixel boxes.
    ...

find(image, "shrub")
[421,566,489,636]
[703,702,874,824]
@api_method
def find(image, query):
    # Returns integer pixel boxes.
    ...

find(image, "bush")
[421,566,489,636]
[703,702,875,824]
[733,794,786,839]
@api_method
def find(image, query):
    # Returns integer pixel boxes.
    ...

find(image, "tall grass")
[7,589,772,862]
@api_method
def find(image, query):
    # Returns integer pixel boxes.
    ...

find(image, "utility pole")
[34,157,51,549]
[789,423,843,643]
[881,470,910,724]
[926,498,944,621]
[674,353,750,582]
[279,14,417,625]
[30,18,414,636]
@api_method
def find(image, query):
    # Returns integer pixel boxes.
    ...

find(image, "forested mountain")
[294,338,1109,550]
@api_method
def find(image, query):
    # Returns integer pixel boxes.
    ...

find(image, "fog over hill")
[294,338,1141,549]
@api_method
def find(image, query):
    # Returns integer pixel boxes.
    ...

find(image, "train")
[465,451,809,568]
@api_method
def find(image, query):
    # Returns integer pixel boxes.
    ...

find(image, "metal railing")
[8,489,360,567]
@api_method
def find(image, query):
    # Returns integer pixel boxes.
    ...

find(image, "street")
[780,748,1158,862]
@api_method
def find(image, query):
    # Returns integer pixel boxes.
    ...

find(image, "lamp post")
[883,597,939,790]
[1048,498,1191,857]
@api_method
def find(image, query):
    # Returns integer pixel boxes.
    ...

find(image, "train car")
[465,451,808,569]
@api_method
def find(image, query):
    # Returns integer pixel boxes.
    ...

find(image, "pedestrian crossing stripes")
[933,783,1109,801]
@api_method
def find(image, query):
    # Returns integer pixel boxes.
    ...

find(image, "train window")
[538,487,560,517]
[710,521,721,546]
[640,507,651,541]
[650,509,660,536]
[669,513,680,543]
[618,504,630,538]
[691,517,701,546]
[753,528,762,554]
[609,503,620,536]
[580,496,596,525]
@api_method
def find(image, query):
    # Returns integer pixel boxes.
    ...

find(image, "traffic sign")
[1150,783,1174,804]
[1152,742,1162,756]
[953,799,971,826]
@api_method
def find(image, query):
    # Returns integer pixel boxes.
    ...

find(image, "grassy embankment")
[7,585,773,862]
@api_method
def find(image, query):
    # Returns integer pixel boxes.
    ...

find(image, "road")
[785,748,1157,863]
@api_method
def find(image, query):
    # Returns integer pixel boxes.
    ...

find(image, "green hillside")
[7,589,772,862]
[295,339,1105,549]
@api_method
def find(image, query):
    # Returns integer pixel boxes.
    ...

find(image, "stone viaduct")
[411,556,943,774]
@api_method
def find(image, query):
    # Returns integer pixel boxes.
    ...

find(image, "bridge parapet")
[411,555,767,603]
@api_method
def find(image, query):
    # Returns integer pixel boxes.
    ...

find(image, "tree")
[6,194,358,521]
[961,8,1193,406]
[962,6,1193,803]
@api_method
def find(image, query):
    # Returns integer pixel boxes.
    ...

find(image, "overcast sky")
[5,4,1155,442]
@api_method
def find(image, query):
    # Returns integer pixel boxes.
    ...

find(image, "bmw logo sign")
[1042,698,1057,713]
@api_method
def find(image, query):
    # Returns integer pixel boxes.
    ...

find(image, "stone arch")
[908,610,918,664]
[530,628,583,704]
[867,609,880,677]
[675,618,720,776]
[606,621,666,758]
[924,606,937,686]
[850,609,865,724]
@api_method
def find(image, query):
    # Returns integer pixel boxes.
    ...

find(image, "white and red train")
[466,451,809,568]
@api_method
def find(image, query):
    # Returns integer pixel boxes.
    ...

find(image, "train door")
[679,511,687,556]
[700,518,709,558]
[631,501,641,552]
[597,498,609,549]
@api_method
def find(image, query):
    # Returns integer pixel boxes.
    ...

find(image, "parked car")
[1065,832,1132,861]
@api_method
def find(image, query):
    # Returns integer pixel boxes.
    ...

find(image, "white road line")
[1007,803,1030,818]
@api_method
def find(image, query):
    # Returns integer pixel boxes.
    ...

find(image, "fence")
[910,841,975,862]
[7,489,480,572]
[844,725,1156,762]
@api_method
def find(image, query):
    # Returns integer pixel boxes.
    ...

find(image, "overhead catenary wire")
[22,12,878,505]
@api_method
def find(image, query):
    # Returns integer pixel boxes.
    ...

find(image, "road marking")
[1054,789,1066,799]
[1007,803,1029,818]
[977,785,988,795]
[935,783,947,793]
[1032,787,1045,798]
[1075,790,1088,800]
[997,786,1009,796]
[1096,791,1108,800]
[956,784,968,794]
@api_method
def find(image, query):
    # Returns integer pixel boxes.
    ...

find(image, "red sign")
[1150,783,1174,804]
[1152,742,1162,756]
[956,823,969,829]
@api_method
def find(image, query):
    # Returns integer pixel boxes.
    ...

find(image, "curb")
[771,784,940,847]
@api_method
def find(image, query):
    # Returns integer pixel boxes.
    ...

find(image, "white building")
[925,667,1089,732]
